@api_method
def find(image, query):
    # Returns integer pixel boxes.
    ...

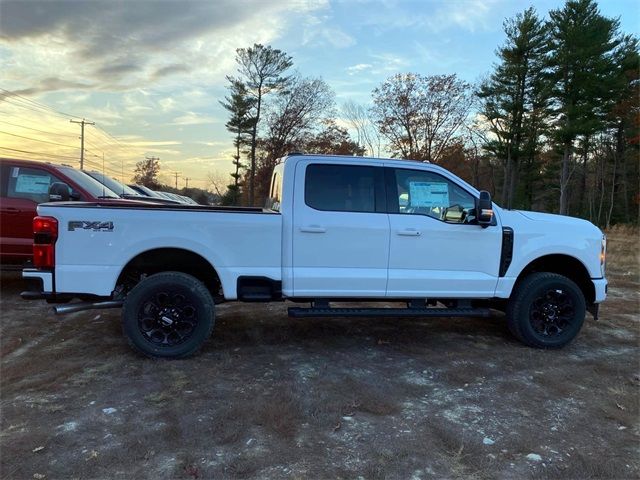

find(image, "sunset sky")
[1,0,637,189]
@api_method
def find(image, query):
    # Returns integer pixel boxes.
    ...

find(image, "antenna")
[102,152,106,198]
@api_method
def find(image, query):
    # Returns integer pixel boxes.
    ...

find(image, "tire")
[506,272,586,349]
[122,271,215,358]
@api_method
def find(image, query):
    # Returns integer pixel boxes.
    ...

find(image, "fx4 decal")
[68,221,114,232]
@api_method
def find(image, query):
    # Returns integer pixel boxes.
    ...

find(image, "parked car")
[83,171,178,205]
[128,184,182,204]
[0,158,126,268]
[22,154,607,358]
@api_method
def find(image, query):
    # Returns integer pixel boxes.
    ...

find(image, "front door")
[0,164,61,263]
[291,161,389,297]
[386,166,503,298]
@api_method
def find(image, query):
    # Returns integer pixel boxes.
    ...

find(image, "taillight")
[33,216,58,269]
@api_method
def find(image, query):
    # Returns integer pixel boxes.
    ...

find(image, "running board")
[288,307,492,318]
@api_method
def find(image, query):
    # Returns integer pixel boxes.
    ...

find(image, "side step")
[288,307,492,318]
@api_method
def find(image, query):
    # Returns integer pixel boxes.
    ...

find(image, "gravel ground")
[1,231,638,479]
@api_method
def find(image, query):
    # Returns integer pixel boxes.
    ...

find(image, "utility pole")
[184,177,190,189]
[172,171,180,189]
[70,118,95,170]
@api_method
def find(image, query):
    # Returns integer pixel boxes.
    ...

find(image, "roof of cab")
[280,153,427,168]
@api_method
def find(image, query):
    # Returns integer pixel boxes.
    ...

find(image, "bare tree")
[262,77,335,161]
[422,74,473,163]
[207,171,229,199]
[371,73,472,162]
[253,77,335,202]
[371,73,426,159]
[342,100,382,156]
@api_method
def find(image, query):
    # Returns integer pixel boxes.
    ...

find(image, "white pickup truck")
[22,154,607,358]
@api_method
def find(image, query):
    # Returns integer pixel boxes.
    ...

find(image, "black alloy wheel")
[122,271,215,358]
[506,272,586,349]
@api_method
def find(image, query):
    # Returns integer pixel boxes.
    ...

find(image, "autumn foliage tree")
[371,73,472,162]
[132,157,160,189]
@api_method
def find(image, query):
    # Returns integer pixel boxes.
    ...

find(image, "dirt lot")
[1,228,638,479]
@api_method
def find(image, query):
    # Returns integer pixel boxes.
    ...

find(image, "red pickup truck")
[0,158,146,268]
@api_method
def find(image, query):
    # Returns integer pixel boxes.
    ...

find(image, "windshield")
[84,171,140,196]
[58,167,119,198]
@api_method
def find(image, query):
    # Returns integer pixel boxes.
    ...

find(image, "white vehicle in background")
[22,154,607,358]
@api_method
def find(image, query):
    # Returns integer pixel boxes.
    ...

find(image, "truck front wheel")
[506,272,586,349]
[122,271,215,358]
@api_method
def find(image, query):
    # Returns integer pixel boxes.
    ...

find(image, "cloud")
[1,77,93,97]
[152,64,192,80]
[94,63,142,78]
[355,0,504,34]
[159,97,177,112]
[0,0,325,93]
[347,63,373,75]
[171,112,218,126]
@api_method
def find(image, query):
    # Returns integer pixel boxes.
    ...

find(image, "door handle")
[1,207,20,215]
[300,225,326,233]
[397,228,421,236]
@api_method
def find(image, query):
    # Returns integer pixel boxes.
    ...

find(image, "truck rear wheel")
[506,272,586,349]
[122,271,215,358]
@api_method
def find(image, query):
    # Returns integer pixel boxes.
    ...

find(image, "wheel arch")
[515,254,595,304]
[116,247,223,299]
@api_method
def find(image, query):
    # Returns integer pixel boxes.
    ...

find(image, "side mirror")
[49,182,71,202]
[476,190,493,227]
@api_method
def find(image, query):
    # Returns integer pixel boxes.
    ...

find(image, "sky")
[0,0,638,189]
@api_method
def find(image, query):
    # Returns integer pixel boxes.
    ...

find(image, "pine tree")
[219,80,255,205]
[547,0,621,215]
[478,7,549,209]
[228,44,293,205]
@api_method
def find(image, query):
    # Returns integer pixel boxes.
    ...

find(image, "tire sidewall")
[516,275,586,348]
[122,272,214,358]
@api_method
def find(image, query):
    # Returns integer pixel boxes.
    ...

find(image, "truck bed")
[42,201,276,214]
[36,201,283,299]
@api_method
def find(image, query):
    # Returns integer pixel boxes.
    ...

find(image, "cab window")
[305,164,381,213]
[390,168,476,224]
[6,166,63,204]
[266,163,284,212]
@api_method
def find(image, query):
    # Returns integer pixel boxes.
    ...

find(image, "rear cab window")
[266,163,284,212]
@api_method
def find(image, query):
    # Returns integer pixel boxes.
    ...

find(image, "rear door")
[291,161,389,297]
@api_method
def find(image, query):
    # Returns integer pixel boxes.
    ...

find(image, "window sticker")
[408,181,449,208]
[12,167,19,178]
[15,174,51,194]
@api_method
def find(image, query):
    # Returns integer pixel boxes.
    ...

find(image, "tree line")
[219,0,638,226]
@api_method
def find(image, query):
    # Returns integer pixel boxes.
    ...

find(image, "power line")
[0,146,79,160]
[0,88,77,119]
[0,96,70,121]
[0,119,78,138]
[0,130,80,149]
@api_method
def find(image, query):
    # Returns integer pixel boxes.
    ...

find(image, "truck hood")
[514,210,594,226]
[499,209,602,234]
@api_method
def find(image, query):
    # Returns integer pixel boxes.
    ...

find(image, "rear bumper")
[592,278,607,303]
[21,268,109,303]
[22,268,53,296]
